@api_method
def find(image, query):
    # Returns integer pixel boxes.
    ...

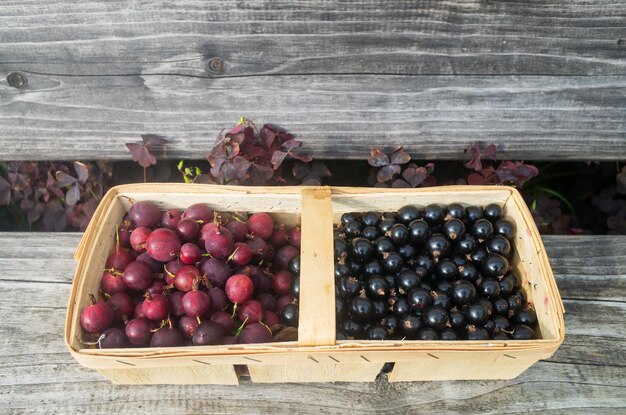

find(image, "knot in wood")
[208,57,225,74]
[7,72,27,88]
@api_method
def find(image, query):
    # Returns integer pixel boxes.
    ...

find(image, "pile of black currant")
[334,203,538,341]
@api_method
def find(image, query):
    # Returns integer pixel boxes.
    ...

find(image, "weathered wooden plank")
[1,1,624,77]
[0,233,624,412]
[1,74,625,161]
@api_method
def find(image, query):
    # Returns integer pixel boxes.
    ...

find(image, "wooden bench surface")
[0,233,624,413]
[1,1,625,161]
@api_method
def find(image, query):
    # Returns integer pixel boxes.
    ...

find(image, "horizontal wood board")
[0,233,624,412]
[0,1,625,161]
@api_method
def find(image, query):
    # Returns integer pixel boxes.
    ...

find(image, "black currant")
[374,236,395,256]
[475,297,494,316]
[469,247,488,265]
[367,325,389,340]
[472,219,494,240]
[344,221,362,238]
[382,252,403,273]
[346,260,363,275]
[400,314,423,337]
[424,204,444,226]
[372,300,388,320]
[466,206,483,223]
[381,315,399,336]
[440,328,459,340]
[334,238,347,259]
[408,288,432,311]
[337,276,361,299]
[478,278,501,299]
[486,235,512,257]
[491,332,511,340]
[451,280,476,305]
[507,295,522,312]
[336,298,348,322]
[465,303,489,326]
[335,263,350,279]
[467,325,489,340]
[341,212,360,225]
[366,275,389,300]
[392,297,411,316]
[514,307,537,326]
[336,331,347,340]
[431,291,452,310]
[398,205,420,224]
[442,219,465,240]
[416,328,439,340]
[446,203,466,220]
[424,306,448,330]
[449,308,466,330]
[456,234,478,255]
[378,218,395,233]
[291,277,300,298]
[414,255,435,274]
[341,319,364,338]
[408,219,431,244]
[512,324,536,340]
[426,234,451,258]
[482,253,509,277]
[362,211,382,227]
[362,226,380,241]
[349,296,375,321]
[493,297,510,316]
[288,255,300,275]
[388,223,409,245]
[363,259,384,276]
[280,303,299,327]
[492,315,510,332]
[494,219,515,240]
[351,237,374,262]
[397,270,420,294]
[397,244,417,261]
[436,259,458,280]
[483,203,503,221]
[458,263,479,282]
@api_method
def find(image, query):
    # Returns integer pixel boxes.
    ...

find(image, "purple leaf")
[271,150,289,170]
[289,152,313,163]
[292,161,309,180]
[301,177,322,186]
[282,139,303,152]
[65,183,81,206]
[55,171,78,187]
[43,199,67,231]
[376,164,401,183]
[467,172,488,185]
[368,148,390,167]
[233,156,251,180]
[73,161,89,184]
[249,163,275,184]
[402,166,428,187]
[141,134,169,147]
[193,174,215,184]
[221,163,238,183]
[389,147,411,165]
[0,175,10,206]
[126,143,157,168]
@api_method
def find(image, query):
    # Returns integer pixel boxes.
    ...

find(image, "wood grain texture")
[0,233,624,413]
[1,1,624,76]
[1,1,625,161]
[1,74,625,161]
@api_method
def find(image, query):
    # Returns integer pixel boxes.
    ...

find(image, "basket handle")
[297,187,336,347]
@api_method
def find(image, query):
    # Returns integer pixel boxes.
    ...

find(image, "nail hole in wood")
[307,355,319,363]
[328,355,340,363]
[193,359,211,365]
[427,353,439,360]
[360,355,371,362]
[243,356,262,363]
[504,354,517,359]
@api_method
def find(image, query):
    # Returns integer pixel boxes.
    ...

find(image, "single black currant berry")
[512,324,536,340]
[400,314,423,337]
[440,328,459,340]
[378,218,395,233]
[449,308,466,330]
[397,244,417,261]
[482,253,509,278]
[456,234,478,255]
[349,296,375,321]
[507,295,522,312]
[337,276,361,299]
[408,219,431,244]
[436,259,458,280]
[513,289,527,303]
[514,307,537,326]
[408,288,432,311]
[483,203,503,221]
[436,280,452,294]
[506,271,522,290]
[336,331,347,340]
[467,325,489,340]
[362,226,380,241]
[381,315,399,336]
[483,319,496,333]
[383,212,399,221]
[334,238,347,258]
[363,259,384,276]
[362,211,382,227]
[469,247,488,265]
[382,252,403,273]
[426,234,451,258]
[465,303,490,326]
[466,206,483,223]
[372,300,388,320]
[398,205,420,224]
[446,203,466,220]
[472,219,494,240]
[498,274,516,296]
[351,237,374,262]
[367,325,389,340]
[452,255,468,267]
[335,263,350,279]
[414,255,435,274]
[494,219,516,240]
[458,263,479,282]
[291,277,300,298]
[492,315,510,332]
[366,275,389,299]
[347,260,363,275]
[384,274,397,290]
[486,235,512,257]
[431,291,452,310]
[388,223,409,245]
[341,319,364,338]
[392,297,411,316]
[451,280,476,305]
[442,219,465,240]
[336,298,348,322]
[416,327,439,340]
[491,332,511,340]
[493,297,510,316]
[478,278,501,299]
[475,297,494,316]
[374,236,395,256]
[288,255,301,275]
[280,303,299,327]
[341,212,360,225]
[344,221,362,238]
[423,204,444,226]
[424,306,448,330]
[397,270,420,294]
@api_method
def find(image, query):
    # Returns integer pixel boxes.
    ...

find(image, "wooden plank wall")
[0,1,625,161]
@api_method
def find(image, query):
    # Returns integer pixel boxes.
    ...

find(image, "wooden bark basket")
[65,184,565,384]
